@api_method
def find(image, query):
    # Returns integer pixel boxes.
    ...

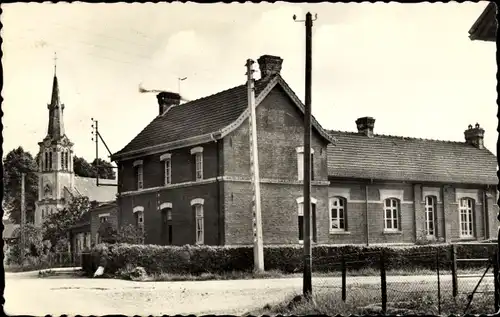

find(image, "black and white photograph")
[1,1,498,316]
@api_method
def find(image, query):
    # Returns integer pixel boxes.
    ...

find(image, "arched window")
[297,197,317,243]
[44,152,49,170]
[329,197,347,232]
[191,198,204,244]
[424,196,436,237]
[459,198,474,238]
[384,198,400,231]
[61,150,65,170]
[48,151,53,170]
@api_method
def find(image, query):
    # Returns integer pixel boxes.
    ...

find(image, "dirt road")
[4,271,493,315]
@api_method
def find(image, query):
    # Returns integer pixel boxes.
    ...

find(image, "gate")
[451,242,499,313]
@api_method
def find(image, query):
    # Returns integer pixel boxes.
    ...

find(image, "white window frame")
[133,160,144,190]
[133,206,145,232]
[160,154,172,185]
[191,198,205,245]
[99,213,110,224]
[384,198,400,231]
[459,198,474,238]
[329,197,346,232]
[190,147,204,181]
[424,196,436,237]
[296,147,315,181]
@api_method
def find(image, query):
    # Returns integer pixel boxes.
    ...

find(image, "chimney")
[257,55,283,80]
[464,123,485,149]
[156,91,181,115]
[356,117,376,137]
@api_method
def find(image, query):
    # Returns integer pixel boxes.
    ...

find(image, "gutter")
[214,133,223,245]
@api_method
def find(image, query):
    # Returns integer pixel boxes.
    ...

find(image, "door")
[161,208,173,245]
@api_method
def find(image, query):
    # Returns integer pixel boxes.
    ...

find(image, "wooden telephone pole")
[294,11,317,298]
[246,59,264,272]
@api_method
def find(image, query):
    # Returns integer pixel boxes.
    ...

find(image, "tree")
[42,195,91,248]
[6,224,45,265]
[73,156,96,178]
[92,158,116,179]
[73,156,115,179]
[3,147,39,224]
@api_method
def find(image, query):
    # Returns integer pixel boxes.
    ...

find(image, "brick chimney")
[156,91,181,115]
[356,117,376,137]
[464,123,485,149]
[257,55,283,80]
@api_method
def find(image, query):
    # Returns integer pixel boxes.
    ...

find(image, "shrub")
[82,243,496,277]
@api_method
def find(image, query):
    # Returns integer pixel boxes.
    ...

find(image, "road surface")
[4,270,493,315]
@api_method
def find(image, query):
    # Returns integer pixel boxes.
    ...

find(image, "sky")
[1,1,496,163]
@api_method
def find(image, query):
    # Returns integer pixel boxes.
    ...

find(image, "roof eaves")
[111,131,223,162]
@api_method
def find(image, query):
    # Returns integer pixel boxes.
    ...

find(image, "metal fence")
[311,244,499,315]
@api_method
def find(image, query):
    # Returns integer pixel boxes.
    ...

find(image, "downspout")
[212,133,223,245]
[365,180,371,246]
[483,187,488,240]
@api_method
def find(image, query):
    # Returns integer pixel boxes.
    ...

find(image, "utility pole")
[20,173,26,263]
[91,118,118,187]
[246,59,264,272]
[294,11,317,298]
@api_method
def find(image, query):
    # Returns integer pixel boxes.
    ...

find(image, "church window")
[65,151,69,170]
[48,151,53,170]
[45,152,49,170]
[61,151,64,170]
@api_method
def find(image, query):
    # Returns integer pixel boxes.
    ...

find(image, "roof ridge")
[327,129,467,145]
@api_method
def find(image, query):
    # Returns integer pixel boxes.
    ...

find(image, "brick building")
[111,54,498,246]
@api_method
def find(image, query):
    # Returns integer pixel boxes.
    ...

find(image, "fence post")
[436,248,441,315]
[341,255,346,302]
[493,250,499,312]
[451,244,458,298]
[380,249,387,314]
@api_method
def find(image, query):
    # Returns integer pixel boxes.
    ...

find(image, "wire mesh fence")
[309,244,499,315]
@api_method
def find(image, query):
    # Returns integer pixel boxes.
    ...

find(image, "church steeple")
[46,53,65,140]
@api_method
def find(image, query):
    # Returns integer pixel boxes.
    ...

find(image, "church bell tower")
[35,54,75,227]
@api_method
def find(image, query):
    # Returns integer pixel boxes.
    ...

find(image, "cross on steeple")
[53,52,57,75]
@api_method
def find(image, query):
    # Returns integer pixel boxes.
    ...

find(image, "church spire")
[46,53,65,140]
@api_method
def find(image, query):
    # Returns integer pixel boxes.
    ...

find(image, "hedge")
[82,243,497,277]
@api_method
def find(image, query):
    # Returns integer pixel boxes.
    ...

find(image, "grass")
[252,279,496,316]
[111,265,488,282]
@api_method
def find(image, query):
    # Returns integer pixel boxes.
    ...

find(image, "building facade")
[35,68,117,245]
[111,54,498,246]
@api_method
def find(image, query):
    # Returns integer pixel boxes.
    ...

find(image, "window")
[297,197,317,243]
[190,147,204,181]
[165,159,172,185]
[384,198,400,231]
[330,197,347,232]
[296,147,315,181]
[64,151,69,170]
[45,152,49,170]
[49,151,53,170]
[191,198,204,244]
[424,196,436,237]
[459,198,474,238]
[133,206,145,236]
[133,160,143,190]
[160,204,173,245]
[61,151,64,170]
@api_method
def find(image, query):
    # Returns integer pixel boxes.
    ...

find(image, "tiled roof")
[327,131,498,185]
[112,75,335,159]
[469,2,497,42]
[71,176,117,203]
[114,79,270,157]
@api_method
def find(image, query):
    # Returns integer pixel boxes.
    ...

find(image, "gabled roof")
[111,75,335,160]
[69,176,117,203]
[469,2,497,42]
[328,130,497,185]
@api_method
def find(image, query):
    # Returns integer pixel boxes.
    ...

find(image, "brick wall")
[223,85,329,181]
[118,182,221,245]
[118,142,220,193]
[90,204,118,245]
